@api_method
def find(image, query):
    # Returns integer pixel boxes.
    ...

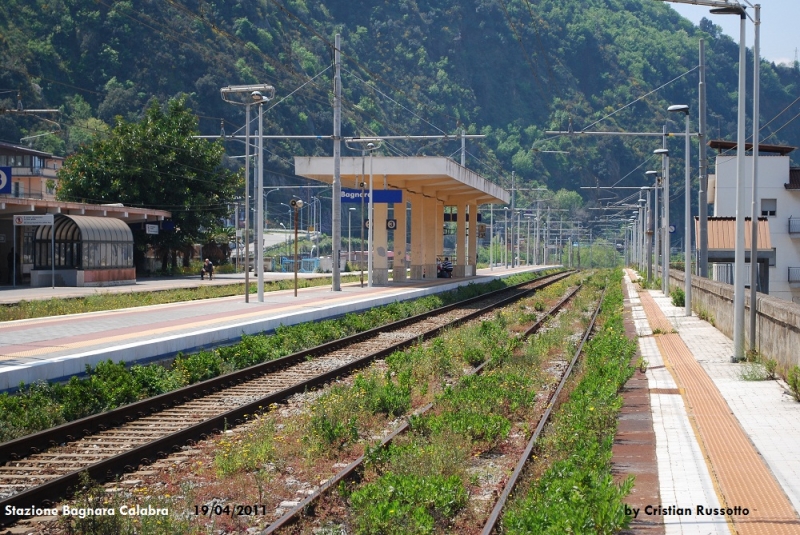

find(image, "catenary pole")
[749,6,761,351]
[332,34,342,291]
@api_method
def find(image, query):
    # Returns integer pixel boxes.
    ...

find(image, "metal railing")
[789,267,800,283]
[789,216,800,235]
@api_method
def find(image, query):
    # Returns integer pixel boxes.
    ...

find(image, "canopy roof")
[699,217,771,251]
[294,156,510,205]
[35,214,134,243]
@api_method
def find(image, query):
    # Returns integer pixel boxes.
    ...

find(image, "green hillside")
[2,0,799,231]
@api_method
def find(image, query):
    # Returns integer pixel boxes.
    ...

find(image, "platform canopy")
[294,156,510,205]
[0,198,170,224]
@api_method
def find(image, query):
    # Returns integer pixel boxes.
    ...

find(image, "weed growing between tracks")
[502,271,636,534]
[21,271,568,534]
[0,270,555,443]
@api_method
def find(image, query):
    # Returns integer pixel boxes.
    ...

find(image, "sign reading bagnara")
[341,188,402,203]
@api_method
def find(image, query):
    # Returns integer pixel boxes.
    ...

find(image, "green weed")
[349,472,467,535]
[788,366,800,401]
[671,287,685,308]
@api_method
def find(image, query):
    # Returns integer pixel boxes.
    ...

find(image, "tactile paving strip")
[639,290,800,534]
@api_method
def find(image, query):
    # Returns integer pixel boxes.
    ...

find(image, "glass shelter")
[30,215,135,287]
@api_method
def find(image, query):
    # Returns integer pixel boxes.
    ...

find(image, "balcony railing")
[790,216,800,235]
[789,267,800,284]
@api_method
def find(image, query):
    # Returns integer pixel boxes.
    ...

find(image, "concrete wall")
[669,269,800,371]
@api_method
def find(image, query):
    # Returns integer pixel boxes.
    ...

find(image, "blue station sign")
[341,188,402,204]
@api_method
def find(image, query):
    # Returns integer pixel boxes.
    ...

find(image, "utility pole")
[698,39,709,278]
[332,34,342,291]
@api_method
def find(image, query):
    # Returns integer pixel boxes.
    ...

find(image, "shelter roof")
[786,168,800,190]
[0,197,170,224]
[708,140,796,156]
[294,156,509,205]
[696,216,772,251]
[37,214,134,243]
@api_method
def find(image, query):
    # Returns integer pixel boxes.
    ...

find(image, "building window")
[770,247,777,267]
[761,198,777,217]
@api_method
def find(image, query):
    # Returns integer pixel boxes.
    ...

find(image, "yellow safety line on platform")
[639,289,800,534]
[0,286,404,360]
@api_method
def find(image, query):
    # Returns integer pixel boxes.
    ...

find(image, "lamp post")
[264,188,281,232]
[290,198,304,296]
[526,215,532,265]
[642,186,653,283]
[669,104,692,316]
[220,84,275,303]
[279,222,287,268]
[646,170,661,282]
[655,148,670,295]
[655,0,749,362]
[503,207,509,268]
[348,207,356,263]
[367,143,375,287]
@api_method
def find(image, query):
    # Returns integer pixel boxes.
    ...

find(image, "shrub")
[671,287,685,308]
[787,366,800,401]
[349,473,467,535]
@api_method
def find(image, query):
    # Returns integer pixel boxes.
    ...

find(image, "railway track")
[263,281,600,534]
[0,269,573,527]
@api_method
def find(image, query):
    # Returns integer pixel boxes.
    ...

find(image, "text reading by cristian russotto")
[626,504,750,518]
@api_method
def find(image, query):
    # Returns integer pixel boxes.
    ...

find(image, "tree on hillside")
[56,97,241,272]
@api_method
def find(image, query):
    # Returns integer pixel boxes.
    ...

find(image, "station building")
[1,142,170,287]
[295,156,509,283]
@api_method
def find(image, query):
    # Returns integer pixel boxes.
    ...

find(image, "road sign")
[0,167,11,194]
[364,219,370,229]
[146,224,159,235]
[13,214,54,226]
[386,219,397,230]
[669,224,676,234]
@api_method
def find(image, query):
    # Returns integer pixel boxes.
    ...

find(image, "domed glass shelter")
[31,214,135,286]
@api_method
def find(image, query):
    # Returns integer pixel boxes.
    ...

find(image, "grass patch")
[502,270,636,534]
[0,270,555,443]
[0,275,364,322]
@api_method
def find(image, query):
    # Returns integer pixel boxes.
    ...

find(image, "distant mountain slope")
[2,0,799,206]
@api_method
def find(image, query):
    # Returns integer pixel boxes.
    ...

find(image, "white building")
[710,140,800,303]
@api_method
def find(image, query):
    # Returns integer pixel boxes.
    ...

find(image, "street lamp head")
[710,5,746,16]
[645,170,659,177]
[654,148,669,156]
[349,207,357,212]
[220,84,275,105]
[668,104,690,115]
[367,142,375,150]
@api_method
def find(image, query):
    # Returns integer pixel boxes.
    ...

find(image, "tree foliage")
[3,0,800,247]
[56,97,240,269]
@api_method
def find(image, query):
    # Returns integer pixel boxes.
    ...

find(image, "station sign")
[342,188,402,204]
[0,167,11,194]
[146,224,159,235]
[13,214,54,226]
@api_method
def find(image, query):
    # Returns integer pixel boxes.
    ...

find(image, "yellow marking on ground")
[0,286,406,359]
[639,290,800,534]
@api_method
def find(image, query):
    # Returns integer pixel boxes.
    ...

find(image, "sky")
[667,0,800,65]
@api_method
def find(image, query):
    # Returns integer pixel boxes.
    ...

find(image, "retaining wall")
[668,269,800,371]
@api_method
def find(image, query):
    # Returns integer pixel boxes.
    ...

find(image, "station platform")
[621,270,800,534]
[0,266,555,392]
